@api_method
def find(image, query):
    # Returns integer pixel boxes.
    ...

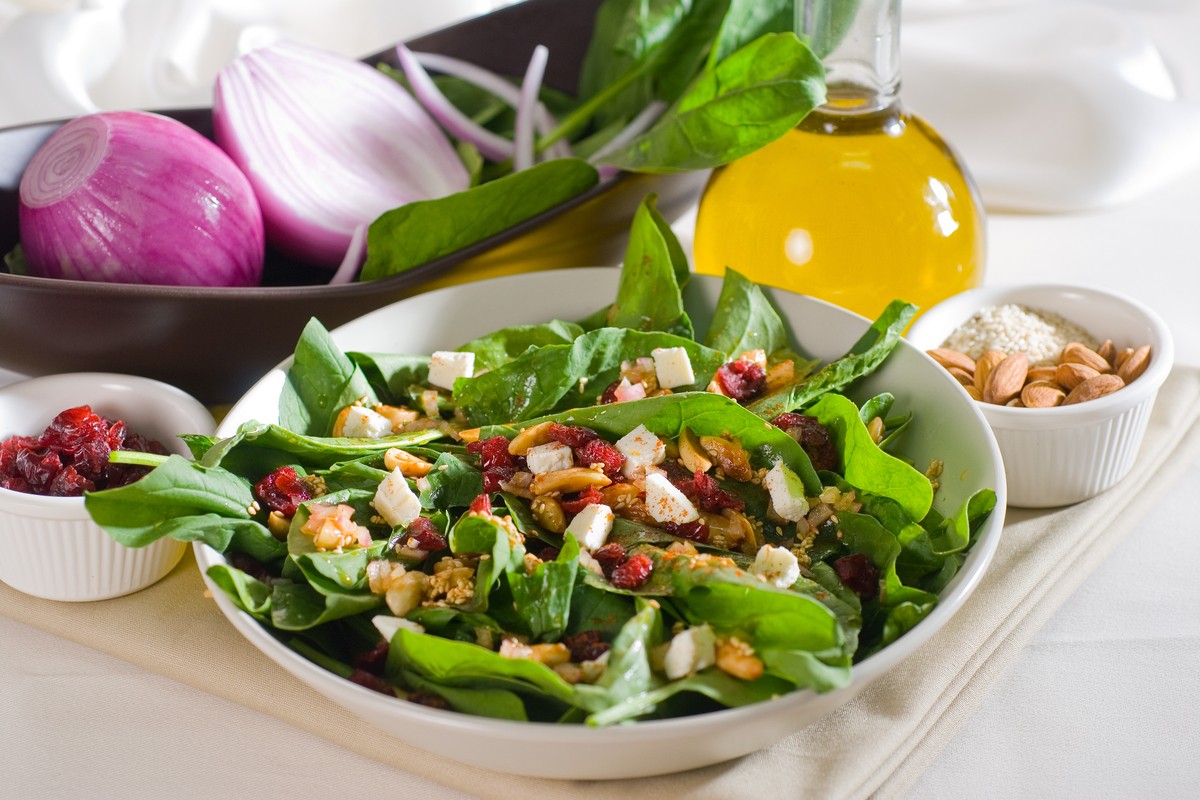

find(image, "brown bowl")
[0,0,706,405]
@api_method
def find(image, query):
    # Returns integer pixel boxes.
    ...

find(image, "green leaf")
[602,195,693,338]
[401,669,529,720]
[419,452,483,511]
[456,320,584,372]
[204,563,273,619]
[280,318,379,436]
[361,159,599,281]
[808,393,933,522]
[452,329,725,426]
[599,33,825,173]
[704,267,790,356]
[706,0,792,66]
[449,512,523,611]
[270,581,383,631]
[507,535,581,642]
[748,299,916,419]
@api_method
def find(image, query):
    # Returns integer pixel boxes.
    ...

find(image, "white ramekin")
[0,373,214,601]
[906,284,1174,508]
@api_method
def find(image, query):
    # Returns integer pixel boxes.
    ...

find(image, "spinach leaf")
[599,33,825,173]
[456,320,584,372]
[361,159,599,281]
[807,393,933,523]
[452,329,725,426]
[349,352,430,403]
[507,535,580,642]
[270,581,383,631]
[704,267,790,357]
[205,563,273,619]
[449,511,524,611]
[401,668,529,721]
[568,581,637,639]
[585,668,792,726]
[419,452,483,511]
[602,195,693,337]
[707,0,792,65]
[280,318,380,436]
[574,600,664,718]
[748,299,916,419]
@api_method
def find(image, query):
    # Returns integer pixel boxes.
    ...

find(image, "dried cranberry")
[561,484,606,514]
[405,516,447,551]
[467,436,517,492]
[663,519,709,543]
[575,438,625,479]
[537,545,561,562]
[407,691,450,710]
[716,360,767,402]
[468,493,492,515]
[546,423,598,449]
[47,465,94,497]
[599,380,622,405]
[686,470,745,513]
[15,446,63,493]
[349,669,394,696]
[834,553,880,599]
[591,542,627,577]
[563,630,611,662]
[352,639,390,675]
[610,553,654,590]
[772,413,838,472]
[227,552,275,584]
[253,465,311,516]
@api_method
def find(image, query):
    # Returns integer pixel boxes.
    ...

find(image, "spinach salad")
[87,197,994,725]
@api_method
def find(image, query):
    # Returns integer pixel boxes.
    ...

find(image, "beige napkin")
[5,366,1199,800]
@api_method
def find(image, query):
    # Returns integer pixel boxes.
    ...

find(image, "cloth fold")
[3,365,1198,800]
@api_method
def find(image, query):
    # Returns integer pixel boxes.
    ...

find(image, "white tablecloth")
[3,2,1199,798]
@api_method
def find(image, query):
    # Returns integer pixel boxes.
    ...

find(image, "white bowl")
[197,268,1006,779]
[906,284,1174,508]
[0,373,215,601]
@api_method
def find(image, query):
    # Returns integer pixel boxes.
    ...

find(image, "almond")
[973,350,1006,394]
[1060,342,1112,374]
[1055,361,1100,390]
[1021,381,1066,408]
[1097,339,1116,366]
[1116,345,1151,383]
[927,348,975,374]
[1115,347,1134,369]
[982,352,1028,405]
[964,384,983,401]
[1027,366,1059,383]
[947,366,974,386]
[1063,373,1125,405]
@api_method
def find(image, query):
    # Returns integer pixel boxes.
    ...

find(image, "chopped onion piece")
[214,41,468,269]
[412,51,572,161]
[395,44,514,162]
[328,223,367,285]
[590,101,667,163]
[514,45,549,172]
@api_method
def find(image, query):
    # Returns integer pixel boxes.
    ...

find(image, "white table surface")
[3,2,1200,799]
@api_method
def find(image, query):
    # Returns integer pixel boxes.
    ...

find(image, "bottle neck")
[799,0,901,117]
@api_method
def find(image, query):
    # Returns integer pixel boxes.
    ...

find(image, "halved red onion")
[514,45,549,172]
[214,41,469,269]
[18,110,264,287]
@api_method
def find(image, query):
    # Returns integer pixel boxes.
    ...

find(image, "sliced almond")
[1061,342,1111,374]
[1021,381,1066,408]
[1116,345,1151,384]
[1063,373,1125,405]
[974,350,1006,394]
[982,352,1028,405]
[927,348,975,374]
[1055,361,1100,390]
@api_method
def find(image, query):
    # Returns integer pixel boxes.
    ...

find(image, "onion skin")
[18,111,265,287]
[214,41,470,269]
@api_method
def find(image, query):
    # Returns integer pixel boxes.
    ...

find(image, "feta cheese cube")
[650,346,695,389]
[566,503,614,552]
[373,467,422,528]
[427,350,475,390]
[751,544,801,589]
[644,471,700,525]
[525,441,575,475]
[763,461,810,522]
[663,624,716,679]
[615,423,666,479]
[342,405,393,439]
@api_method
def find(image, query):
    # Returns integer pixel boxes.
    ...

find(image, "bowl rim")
[0,371,214,513]
[192,266,1007,743]
[906,282,1174,427]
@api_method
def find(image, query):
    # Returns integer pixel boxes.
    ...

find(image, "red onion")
[214,41,469,269]
[514,45,549,172]
[18,111,264,287]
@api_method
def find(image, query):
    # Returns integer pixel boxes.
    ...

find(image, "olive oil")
[693,0,986,321]
[694,104,985,321]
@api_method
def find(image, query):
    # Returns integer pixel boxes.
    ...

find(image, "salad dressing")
[692,0,986,321]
